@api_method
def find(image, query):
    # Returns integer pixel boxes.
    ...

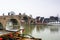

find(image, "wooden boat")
[14,34,42,40]
[0,29,42,40]
[0,32,42,40]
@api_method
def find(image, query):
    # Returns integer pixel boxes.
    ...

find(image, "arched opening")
[6,19,19,30]
[10,19,18,25]
[0,23,3,30]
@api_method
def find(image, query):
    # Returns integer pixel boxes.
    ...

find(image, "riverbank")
[0,31,42,40]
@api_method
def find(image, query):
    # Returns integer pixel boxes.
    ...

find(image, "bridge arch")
[9,19,19,25]
[5,18,20,30]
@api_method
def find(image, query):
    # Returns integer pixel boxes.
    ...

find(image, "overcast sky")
[0,0,60,18]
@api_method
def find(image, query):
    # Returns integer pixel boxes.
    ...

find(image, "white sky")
[0,0,60,18]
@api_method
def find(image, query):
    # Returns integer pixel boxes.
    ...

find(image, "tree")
[50,16,55,20]
[55,17,58,21]
[10,11,15,15]
[23,16,28,23]
[36,16,40,20]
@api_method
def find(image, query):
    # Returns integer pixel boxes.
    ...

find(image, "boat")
[0,33,42,40]
[47,21,60,26]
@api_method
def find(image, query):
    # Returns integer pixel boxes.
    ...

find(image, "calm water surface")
[22,25,60,40]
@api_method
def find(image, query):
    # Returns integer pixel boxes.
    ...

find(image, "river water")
[0,24,60,40]
[22,25,60,40]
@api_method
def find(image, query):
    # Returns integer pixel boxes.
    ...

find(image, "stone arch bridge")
[0,15,21,30]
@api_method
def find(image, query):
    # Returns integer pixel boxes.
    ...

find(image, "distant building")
[44,18,50,23]
[49,16,58,22]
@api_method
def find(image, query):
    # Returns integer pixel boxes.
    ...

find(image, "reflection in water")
[50,27,59,33]
[23,25,35,34]
[48,26,59,33]
[35,25,40,32]
[23,25,60,40]
[6,22,60,40]
[34,25,46,32]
